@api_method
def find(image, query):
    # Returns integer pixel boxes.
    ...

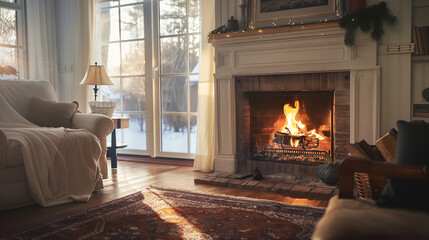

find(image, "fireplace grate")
[252,148,329,164]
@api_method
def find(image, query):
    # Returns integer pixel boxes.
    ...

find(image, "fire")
[280,100,324,147]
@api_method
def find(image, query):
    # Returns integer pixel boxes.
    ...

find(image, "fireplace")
[249,91,333,164]
[236,72,350,178]
[211,27,380,175]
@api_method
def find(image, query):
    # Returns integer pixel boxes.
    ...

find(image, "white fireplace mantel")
[211,27,380,173]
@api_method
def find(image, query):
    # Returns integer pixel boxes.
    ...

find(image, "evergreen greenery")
[339,1,397,46]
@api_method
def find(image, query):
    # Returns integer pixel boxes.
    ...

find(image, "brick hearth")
[195,173,338,200]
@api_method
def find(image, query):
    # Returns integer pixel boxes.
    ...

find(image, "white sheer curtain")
[26,0,59,94]
[73,0,98,113]
[193,1,215,172]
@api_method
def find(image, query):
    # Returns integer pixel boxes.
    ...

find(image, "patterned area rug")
[9,187,325,240]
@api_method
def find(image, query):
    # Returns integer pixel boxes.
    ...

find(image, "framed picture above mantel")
[249,0,345,28]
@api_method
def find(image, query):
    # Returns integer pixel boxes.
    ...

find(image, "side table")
[107,117,129,169]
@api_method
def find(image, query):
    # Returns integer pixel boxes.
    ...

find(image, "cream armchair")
[0,80,113,210]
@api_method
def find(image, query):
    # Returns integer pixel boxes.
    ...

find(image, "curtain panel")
[26,0,59,94]
[193,0,215,172]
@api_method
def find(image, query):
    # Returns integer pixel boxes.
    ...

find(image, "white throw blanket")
[0,95,102,207]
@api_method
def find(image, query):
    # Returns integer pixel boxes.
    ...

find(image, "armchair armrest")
[71,113,114,178]
[0,129,7,169]
[339,156,429,199]
[72,113,114,137]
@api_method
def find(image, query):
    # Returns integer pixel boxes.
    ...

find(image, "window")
[158,0,200,155]
[0,0,26,79]
[100,0,148,152]
[98,0,200,158]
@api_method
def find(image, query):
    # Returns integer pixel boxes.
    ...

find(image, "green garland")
[339,1,397,46]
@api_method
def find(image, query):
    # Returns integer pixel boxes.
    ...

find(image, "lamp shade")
[80,64,113,86]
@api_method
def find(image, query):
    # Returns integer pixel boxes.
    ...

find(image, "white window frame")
[0,0,27,79]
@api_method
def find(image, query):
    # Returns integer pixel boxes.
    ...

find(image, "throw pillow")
[28,97,79,128]
[377,120,429,211]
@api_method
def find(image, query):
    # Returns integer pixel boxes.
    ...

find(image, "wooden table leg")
[111,129,117,169]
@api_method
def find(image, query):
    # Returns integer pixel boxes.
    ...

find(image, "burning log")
[272,100,325,150]
[273,131,319,150]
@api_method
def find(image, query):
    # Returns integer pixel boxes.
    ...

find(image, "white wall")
[215,0,239,28]
[55,0,76,103]
[370,0,413,134]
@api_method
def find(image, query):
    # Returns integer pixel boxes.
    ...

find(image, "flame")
[280,100,324,147]
[282,101,304,135]
[291,139,300,147]
[308,129,325,140]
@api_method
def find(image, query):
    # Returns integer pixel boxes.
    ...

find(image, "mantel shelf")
[208,21,339,43]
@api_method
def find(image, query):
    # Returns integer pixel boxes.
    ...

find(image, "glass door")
[155,0,200,158]
[97,0,200,158]
[99,0,151,155]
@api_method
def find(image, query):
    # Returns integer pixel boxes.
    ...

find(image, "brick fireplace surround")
[211,27,380,176]
[236,72,350,177]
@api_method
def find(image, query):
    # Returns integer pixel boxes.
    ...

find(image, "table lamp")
[80,62,113,101]
[80,62,116,117]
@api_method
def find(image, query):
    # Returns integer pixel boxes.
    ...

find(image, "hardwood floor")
[0,157,329,237]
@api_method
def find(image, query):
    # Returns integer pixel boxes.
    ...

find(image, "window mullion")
[186,0,191,154]
[152,0,161,157]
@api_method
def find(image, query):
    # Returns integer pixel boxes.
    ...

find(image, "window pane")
[190,115,197,154]
[188,0,200,33]
[0,8,17,45]
[0,47,18,79]
[101,7,119,42]
[121,40,145,75]
[159,0,186,36]
[120,0,141,5]
[100,77,121,111]
[123,77,145,111]
[160,36,186,74]
[161,76,187,112]
[161,115,187,153]
[189,34,200,73]
[120,4,144,40]
[123,113,147,150]
[190,75,198,112]
[100,1,118,8]
[102,43,121,76]
[0,47,15,66]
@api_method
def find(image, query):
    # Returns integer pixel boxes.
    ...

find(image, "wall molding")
[378,43,415,55]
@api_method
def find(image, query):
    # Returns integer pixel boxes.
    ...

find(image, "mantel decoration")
[211,16,239,34]
[80,62,116,117]
[339,1,397,46]
[208,21,339,43]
